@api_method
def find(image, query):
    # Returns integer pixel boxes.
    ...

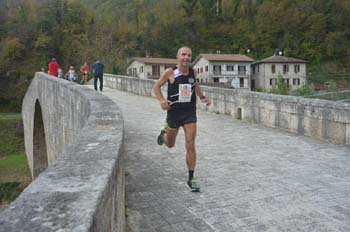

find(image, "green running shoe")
[187,179,200,192]
[157,125,167,145]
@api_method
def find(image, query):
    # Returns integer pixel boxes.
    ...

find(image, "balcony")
[238,70,248,75]
[210,70,249,76]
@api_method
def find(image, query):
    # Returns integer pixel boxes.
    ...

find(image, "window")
[252,66,255,74]
[294,64,300,73]
[238,66,246,74]
[284,78,290,86]
[283,64,289,73]
[213,65,221,74]
[293,78,300,85]
[257,64,259,72]
[227,65,234,71]
[139,66,143,73]
[270,78,277,86]
[271,64,275,73]
[205,66,208,72]
[152,65,160,76]
[213,77,219,82]
[200,67,203,73]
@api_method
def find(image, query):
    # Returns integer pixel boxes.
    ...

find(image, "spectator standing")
[92,60,104,91]
[80,62,89,85]
[48,57,60,77]
[58,68,63,79]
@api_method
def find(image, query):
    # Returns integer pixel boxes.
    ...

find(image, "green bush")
[0,182,21,204]
[269,74,288,95]
[0,114,24,157]
[293,84,315,96]
[327,80,338,92]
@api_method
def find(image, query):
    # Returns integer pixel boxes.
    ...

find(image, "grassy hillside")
[0,113,31,206]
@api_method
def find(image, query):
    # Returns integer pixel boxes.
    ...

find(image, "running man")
[153,46,211,192]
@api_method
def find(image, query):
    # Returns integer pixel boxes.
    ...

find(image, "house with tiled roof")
[127,57,177,79]
[192,53,254,89]
[251,55,307,91]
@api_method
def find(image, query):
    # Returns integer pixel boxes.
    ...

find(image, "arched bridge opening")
[33,99,48,179]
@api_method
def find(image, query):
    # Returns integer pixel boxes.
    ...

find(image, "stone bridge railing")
[104,74,350,145]
[0,72,125,232]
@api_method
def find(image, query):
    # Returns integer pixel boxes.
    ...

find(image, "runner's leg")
[164,128,179,148]
[183,123,197,171]
[183,122,200,191]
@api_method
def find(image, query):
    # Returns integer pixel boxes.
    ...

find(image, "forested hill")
[0,0,349,79]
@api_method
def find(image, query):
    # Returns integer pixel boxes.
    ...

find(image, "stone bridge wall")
[0,72,125,232]
[104,74,350,145]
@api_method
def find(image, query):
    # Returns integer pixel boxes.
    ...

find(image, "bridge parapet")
[104,74,350,145]
[0,72,125,232]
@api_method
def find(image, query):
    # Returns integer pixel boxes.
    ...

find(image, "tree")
[180,0,200,48]
[269,74,289,95]
[0,38,25,70]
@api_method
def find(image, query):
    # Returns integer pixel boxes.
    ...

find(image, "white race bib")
[178,84,192,102]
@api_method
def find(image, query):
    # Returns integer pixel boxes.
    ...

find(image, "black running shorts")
[166,108,197,129]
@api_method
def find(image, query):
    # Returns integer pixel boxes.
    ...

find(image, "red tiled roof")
[252,55,307,64]
[131,57,177,65]
[196,54,255,62]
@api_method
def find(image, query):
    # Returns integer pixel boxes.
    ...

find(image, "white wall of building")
[127,61,173,79]
[193,58,251,89]
[252,63,307,90]
[127,60,145,78]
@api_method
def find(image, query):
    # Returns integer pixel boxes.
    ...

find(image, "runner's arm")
[194,69,211,105]
[153,68,172,110]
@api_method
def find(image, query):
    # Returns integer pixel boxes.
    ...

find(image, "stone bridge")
[1,73,350,231]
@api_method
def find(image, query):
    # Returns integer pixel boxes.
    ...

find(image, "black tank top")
[167,66,196,109]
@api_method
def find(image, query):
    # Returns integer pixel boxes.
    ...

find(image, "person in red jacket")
[48,57,60,77]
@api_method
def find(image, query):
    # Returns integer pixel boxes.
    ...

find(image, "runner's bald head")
[177,46,192,57]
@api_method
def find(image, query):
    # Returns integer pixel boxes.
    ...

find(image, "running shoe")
[157,124,167,145]
[187,179,200,192]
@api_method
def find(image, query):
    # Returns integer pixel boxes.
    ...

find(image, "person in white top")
[65,66,77,82]
[58,68,63,78]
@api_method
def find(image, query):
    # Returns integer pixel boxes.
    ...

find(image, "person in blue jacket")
[92,60,104,91]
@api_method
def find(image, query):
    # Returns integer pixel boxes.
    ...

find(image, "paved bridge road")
[95,87,350,232]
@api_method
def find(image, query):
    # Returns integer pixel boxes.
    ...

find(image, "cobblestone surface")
[98,87,350,232]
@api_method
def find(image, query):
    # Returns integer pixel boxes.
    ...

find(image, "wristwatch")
[199,96,206,100]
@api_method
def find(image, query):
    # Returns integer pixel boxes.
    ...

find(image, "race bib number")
[178,84,192,102]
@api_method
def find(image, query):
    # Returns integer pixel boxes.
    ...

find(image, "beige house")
[127,57,177,79]
[251,55,307,91]
[192,54,254,89]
